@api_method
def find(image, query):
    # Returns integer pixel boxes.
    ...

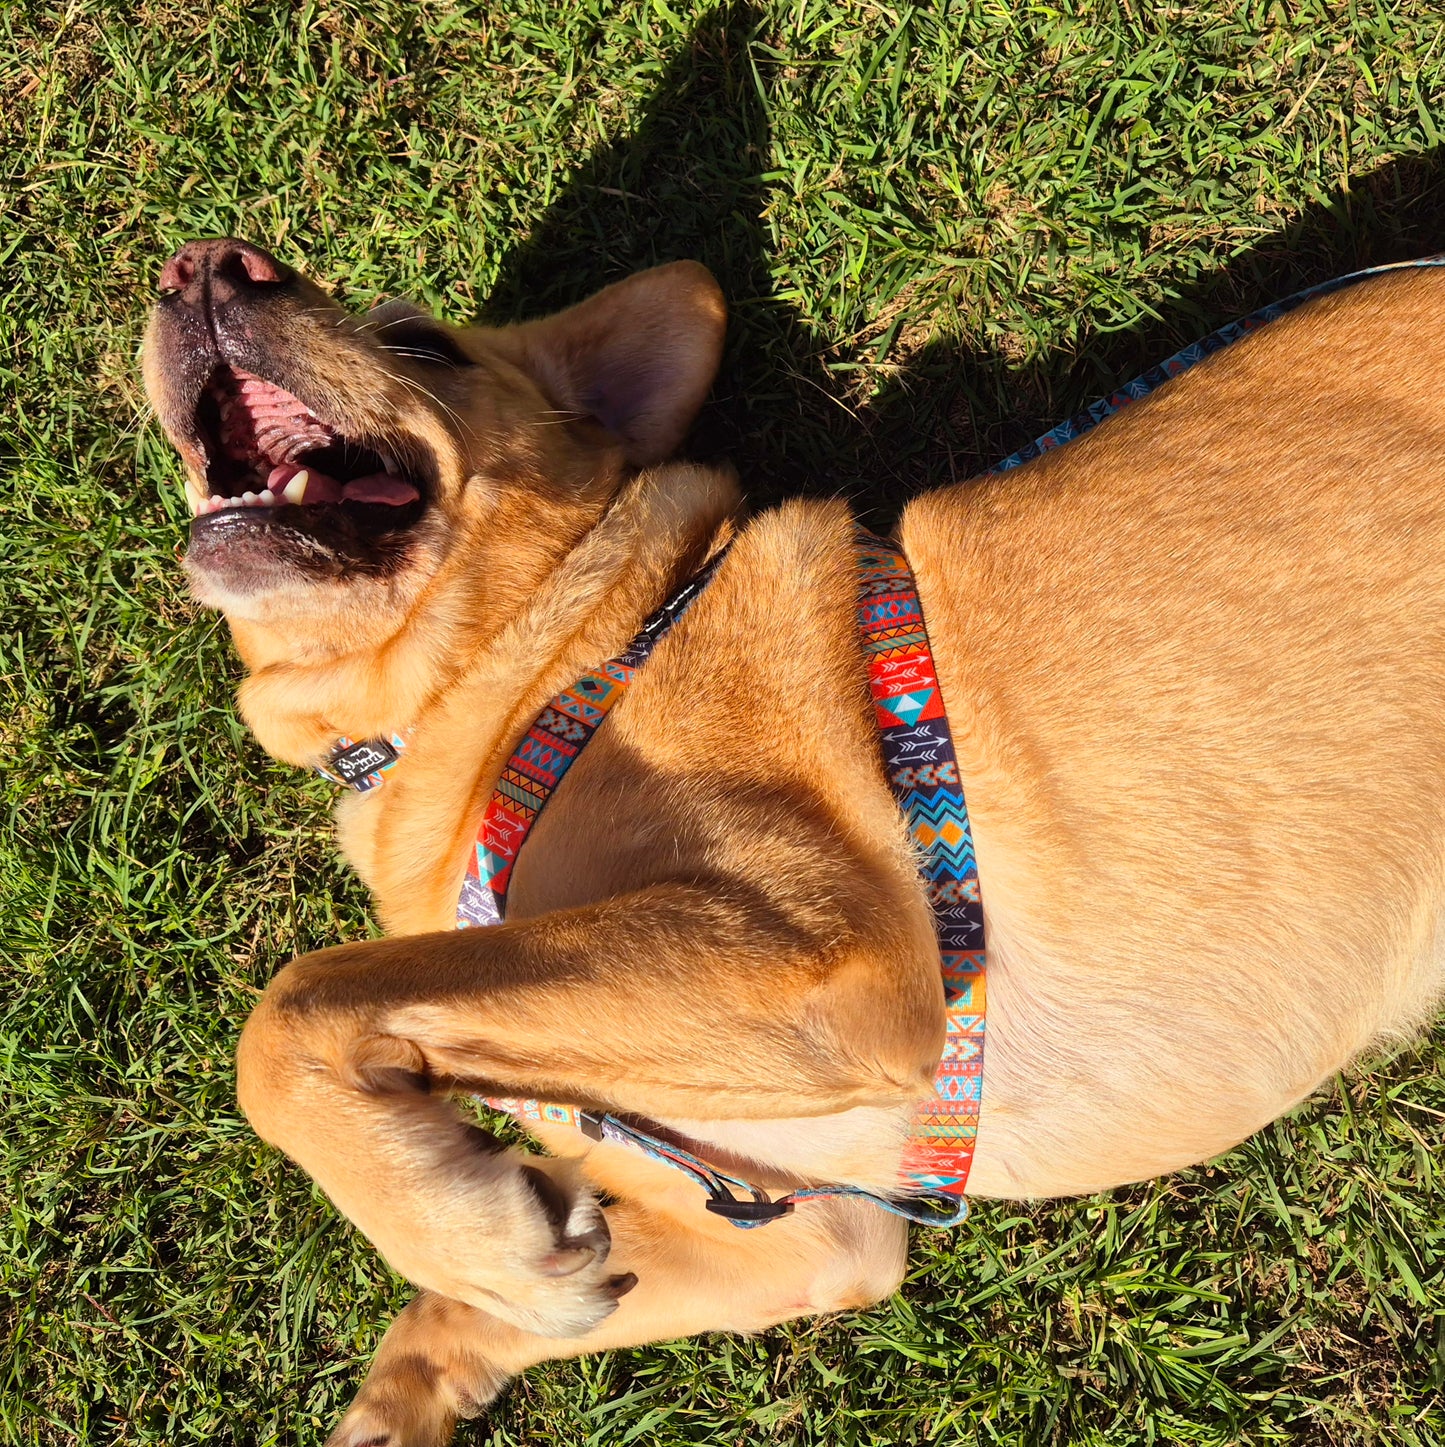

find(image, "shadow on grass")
[482,0,1445,523]
[481,0,851,501]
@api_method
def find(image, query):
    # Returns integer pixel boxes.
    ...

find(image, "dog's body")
[144,243,1445,1445]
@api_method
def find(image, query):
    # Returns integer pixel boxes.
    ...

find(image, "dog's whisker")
[388,370,476,441]
[379,346,461,365]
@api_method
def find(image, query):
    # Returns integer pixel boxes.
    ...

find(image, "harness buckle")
[704,1195,795,1224]
[321,736,399,789]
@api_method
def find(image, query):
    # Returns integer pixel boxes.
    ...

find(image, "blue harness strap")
[988,254,1445,475]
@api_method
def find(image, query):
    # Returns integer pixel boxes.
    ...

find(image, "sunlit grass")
[5,3,1445,1442]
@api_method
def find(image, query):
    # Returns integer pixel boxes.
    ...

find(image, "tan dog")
[143,238,1445,1447]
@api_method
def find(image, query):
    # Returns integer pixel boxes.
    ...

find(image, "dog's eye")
[376,322,473,368]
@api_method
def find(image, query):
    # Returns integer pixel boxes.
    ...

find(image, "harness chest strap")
[454,532,984,1228]
[456,546,732,928]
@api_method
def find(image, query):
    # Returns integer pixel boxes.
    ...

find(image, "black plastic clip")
[704,1195,795,1224]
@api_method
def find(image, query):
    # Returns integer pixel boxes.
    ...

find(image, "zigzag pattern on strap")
[855,532,986,1200]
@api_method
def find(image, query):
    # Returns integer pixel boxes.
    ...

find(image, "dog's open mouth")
[192,365,424,517]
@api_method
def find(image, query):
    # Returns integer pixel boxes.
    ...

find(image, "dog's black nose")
[158,238,291,306]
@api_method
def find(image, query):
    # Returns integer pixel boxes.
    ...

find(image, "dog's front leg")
[325,1193,908,1447]
[237,881,941,1335]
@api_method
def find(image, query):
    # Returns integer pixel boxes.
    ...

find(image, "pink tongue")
[265,463,419,507]
[346,472,422,505]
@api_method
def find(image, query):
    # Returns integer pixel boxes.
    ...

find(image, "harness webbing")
[855,535,984,1200]
[459,532,980,1228]
[456,545,731,929]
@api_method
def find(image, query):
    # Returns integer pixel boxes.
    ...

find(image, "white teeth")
[282,470,309,504]
[226,496,244,508]
[259,488,275,506]
[242,491,259,505]
[189,492,204,516]
[209,494,224,513]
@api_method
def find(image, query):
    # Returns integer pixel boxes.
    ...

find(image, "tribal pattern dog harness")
[456,533,982,1227]
[455,550,730,929]
[855,537,985,1199]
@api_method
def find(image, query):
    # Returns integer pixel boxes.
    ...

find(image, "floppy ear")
[497,262,726,466]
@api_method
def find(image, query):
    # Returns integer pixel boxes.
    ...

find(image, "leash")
[988,253,1445,475]
[577,1111,973,1227]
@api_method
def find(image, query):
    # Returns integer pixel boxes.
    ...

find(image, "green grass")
[6,1,1445,1442]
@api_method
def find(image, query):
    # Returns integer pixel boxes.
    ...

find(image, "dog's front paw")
[355,1148,618,1338]
[324,1388,475,1447]
[325,1401,444,1447]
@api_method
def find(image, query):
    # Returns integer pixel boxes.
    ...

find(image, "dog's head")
[143,238,726,623]
[142,239,728,761]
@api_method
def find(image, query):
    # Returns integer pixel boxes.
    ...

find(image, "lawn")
[5,1,1445,1443]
